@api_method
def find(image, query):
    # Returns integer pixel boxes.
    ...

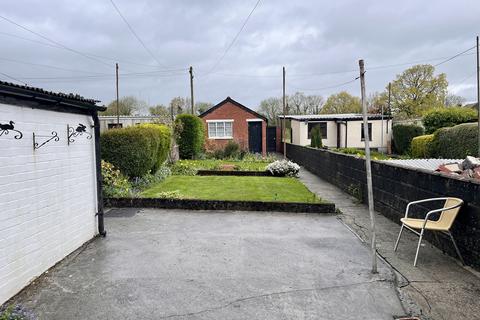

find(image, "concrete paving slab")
[10,209,405,320]
[298,168,480,320]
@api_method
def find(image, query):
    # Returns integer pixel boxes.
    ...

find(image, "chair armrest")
[404,197,451,218]
[420,201,464,228]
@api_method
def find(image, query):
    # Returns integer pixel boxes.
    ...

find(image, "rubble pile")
[436,156,480,179]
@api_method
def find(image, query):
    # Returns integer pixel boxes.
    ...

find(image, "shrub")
[101,160,132,198]
[138,123,172,171]
[423,107,478,134]
[132,165,171,189]
[101,126,156,177]
[0,304,37,320]
[429,123,479,158]
[223,140,241,159]
[175,114,205,159]
[310,125,323,148]
[266,160,300,177]
[101,124,171,177]
[392,124,424,155]
[410,134,434,158]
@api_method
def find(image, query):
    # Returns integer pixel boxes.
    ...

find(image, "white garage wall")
[0,103,98,304]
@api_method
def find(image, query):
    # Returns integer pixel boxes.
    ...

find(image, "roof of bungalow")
[279,113,393,121]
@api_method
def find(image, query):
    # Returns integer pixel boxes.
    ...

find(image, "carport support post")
[283,66,286,158]
[359,59,377,273]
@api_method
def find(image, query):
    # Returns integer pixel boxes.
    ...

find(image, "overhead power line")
[109,0,167,68]
[0,57,109,75]
[289,77,360,92]
[0,14,113,69]
[0,71,27,85]
[434,46,476,67]
[204,0,261,75]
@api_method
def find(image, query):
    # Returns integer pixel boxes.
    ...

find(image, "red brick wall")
[201,101,267,155]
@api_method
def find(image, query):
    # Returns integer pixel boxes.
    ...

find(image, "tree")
[101,96,147,116]
[149,104,169,116]
[288,92,306,114]
[445,93,466,107]
[305,95,325,114]
[195,102,214,115]
[389,64,447,119]
[367,92,389,114]
[310,125,323,148]
[169,96,188,119]
[321,91,362,114]
[258,97,283,125]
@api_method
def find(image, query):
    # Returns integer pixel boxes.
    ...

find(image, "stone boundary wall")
[286,143,480,268]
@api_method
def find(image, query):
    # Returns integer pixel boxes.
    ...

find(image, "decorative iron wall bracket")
[33,131,59,150]
[0,121,23,139]
[67,124,92,145]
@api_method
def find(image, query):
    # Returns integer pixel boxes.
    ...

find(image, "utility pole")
[476,36,480,157]
[359,59,377,274]
[189,66,195,114]
[115,63,119,126]
[283,66,286,159]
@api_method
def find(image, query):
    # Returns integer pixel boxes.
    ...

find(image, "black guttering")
[199,96,268,121]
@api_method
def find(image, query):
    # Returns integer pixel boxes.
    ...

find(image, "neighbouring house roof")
[0,80,105,113]
[381,158,462,171]
[279,113,393,121]
[199,96,267,121]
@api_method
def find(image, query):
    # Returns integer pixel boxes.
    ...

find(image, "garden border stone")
[104,197,336,214]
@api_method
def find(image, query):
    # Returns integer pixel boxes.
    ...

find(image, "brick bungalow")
[199,97,267,155]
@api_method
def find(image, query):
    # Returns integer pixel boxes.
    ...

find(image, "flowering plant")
[266,160,300,177]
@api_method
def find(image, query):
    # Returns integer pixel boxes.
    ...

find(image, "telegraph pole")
[359,59,377,274]
[476,36,480,157]
[115,63,119,126]
[189,66,195,114]
[283,66,286,159]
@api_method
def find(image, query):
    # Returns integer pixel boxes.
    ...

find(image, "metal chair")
[394,197,465,266]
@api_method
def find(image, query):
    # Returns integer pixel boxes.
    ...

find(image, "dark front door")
[248,121,262,153]
[266,126,276,152]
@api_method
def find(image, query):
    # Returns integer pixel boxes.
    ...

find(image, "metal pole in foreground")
[283,66,286,159]
[476,36,480,157]
[359,59,377,274]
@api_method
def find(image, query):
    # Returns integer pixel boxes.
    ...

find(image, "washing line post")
[359,59,377,274]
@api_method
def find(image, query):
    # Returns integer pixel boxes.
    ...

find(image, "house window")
[207,120,233,138]
[308,122,327,139]
[361,123,372,141]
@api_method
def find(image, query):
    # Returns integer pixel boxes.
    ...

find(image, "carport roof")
[280,113,393,121]
[0,80,106,112]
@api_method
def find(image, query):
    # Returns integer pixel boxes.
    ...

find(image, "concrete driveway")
[13,209,406,319]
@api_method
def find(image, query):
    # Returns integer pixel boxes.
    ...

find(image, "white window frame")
[206,119,234,139]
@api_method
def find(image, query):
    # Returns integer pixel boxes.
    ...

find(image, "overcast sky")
[1,0,478,110]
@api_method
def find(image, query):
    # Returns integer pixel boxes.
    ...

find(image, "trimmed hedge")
[138,123,172,171]
[410,134,434,158]
[423,107,478,134]
[392,124,424,155]
[101,124,171,178]
[175,114,205,159]
[429,123,479,159]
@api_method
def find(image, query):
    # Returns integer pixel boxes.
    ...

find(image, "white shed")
[0,81,106,304]
[280,114,393,152]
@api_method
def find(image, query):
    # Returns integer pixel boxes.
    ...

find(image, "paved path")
[299,168,480,320]
[12,209,405,320]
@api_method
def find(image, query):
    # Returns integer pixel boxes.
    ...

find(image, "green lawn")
[171,159,272,173]
[141,176,322,203]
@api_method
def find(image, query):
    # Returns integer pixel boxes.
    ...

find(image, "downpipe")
[92,111,106,237]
